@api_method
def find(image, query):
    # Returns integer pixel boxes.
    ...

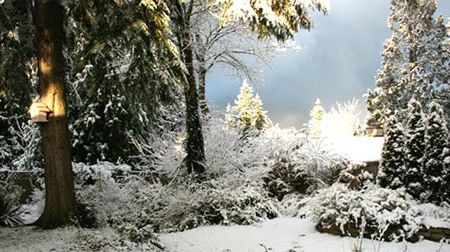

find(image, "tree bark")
[194,34,210,118]
[197,61,210,119]
[174,1,207,173]
[33,0,76,228]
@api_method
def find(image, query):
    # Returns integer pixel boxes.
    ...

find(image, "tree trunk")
[183,33,207,174]
[175,1,207,174]
[194,34,210,118]
[34,0,76,228]
[198,63,210,119]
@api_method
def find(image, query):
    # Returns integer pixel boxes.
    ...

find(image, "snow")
[160,217,450,252]
[326,136,384,163]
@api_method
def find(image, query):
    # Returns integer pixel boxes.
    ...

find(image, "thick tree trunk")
[174,1,207,174]
[183,35,207,174]
[33,0,76,228]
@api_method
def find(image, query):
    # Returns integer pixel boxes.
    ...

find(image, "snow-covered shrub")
[0,118,41,172]
[262,151,310,201]
[0,182,24,227]
[73,162,131,186]
[417,203,450,226]
[263,139,349,200]
[159,176,278,232]
[300,183,422,241]
[76,228,164,252]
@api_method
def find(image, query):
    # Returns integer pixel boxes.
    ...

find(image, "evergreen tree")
[225,80,269,133]
[423,101,449,203]
[403,98,426,200]
[442,135,450,202]
[308,98,326,138]
[366,0,449,126]
[251,94,269,131]
[378,114,405,190]
[235,80,256,131]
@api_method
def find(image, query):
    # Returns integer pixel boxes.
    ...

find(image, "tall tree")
[403,98,425,200]
[33,0,76,228]
[377,113,405,190]
[366,0,449,126]
[172,0,328,174]
[423,101,449,203]
[171,0,207,173]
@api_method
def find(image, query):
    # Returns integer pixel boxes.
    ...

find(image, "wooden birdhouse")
[29,102,52,123]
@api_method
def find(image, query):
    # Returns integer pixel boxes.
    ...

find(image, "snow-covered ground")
[160,217,449,252]
[2,217,448,252]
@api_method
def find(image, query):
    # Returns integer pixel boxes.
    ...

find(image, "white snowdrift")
[160,217,449,252]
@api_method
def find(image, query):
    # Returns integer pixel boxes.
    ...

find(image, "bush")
[73,162,131,186]
[159,176,279,232]
[300,183,422,241]
[0,182,24,227]
[263,140,349,200]
[77,173,279,234]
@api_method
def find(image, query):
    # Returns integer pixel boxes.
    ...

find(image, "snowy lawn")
[1,218,448,252]
[160,217,450,252]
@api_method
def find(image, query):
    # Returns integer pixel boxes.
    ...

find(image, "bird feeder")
[29,102,52,123]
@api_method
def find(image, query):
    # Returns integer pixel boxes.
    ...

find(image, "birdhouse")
[29,102,52,123]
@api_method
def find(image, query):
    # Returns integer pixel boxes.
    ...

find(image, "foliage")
[214,0,330,41]
[423,101,449,203]
[403,98,425,200]
[76,172,278,234]
[64,0,183,164]
[72,162,131,186]
[308,98,326,138]
[263,139,349,200]
[366,0,450,126]
[225,80,270,133]
[378,114,405,190]
[301,183,422,241]
[0,182,24,227]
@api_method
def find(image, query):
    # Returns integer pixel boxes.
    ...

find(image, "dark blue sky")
[206,0,450,128]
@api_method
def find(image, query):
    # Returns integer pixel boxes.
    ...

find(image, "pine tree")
[423,101,449,203]
[225,80,269,133]
[404,98,425,200]
[442,135,450,202]
[308,98,326,138]
[366,0,449,126]
[378,114,405,190]
[235,80,256,131]
[251,94,269,131]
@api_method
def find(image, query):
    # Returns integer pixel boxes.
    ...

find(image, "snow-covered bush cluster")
[300,183,422,241]
[77,173,278,234]
[263,139,349,200]
[73,162,131,186]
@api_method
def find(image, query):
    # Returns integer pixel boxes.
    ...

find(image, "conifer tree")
[423,101,449,203]
[366,0,449,126]
[308,98,326,138]
[378,114,405,189]
[442,136,450,202]
[404,98,425,200]
[235,80,255,131]
[251,94,269,131]
[225,80,269,133]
